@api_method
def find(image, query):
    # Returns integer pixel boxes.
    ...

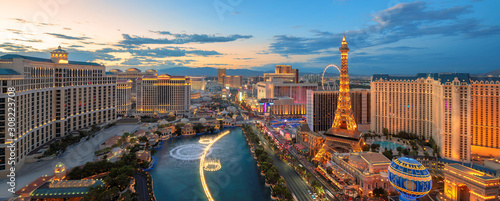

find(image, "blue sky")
[0,0,499,75]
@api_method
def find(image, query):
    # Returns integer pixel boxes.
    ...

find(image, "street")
[134,172,149,201]
[252,125,314,201]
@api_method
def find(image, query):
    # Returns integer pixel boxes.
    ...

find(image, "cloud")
[46,33,91,40]
[10,18,56,26]
[376,46,427,51]
[0,42,37,52]
[5,29,28,35]
[121,58,144,65]
[68,45,84,48]
[172,59,196,64]
[12,38,43,43]
[234,57,254,60]
[119,31,252,45]
[98,47,222,58]
[205,63,229,66]
[268,1,500,56]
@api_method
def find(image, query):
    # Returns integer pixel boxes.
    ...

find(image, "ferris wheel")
[322,64,341,90]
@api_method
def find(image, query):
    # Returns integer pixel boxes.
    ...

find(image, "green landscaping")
[243,124,292,201]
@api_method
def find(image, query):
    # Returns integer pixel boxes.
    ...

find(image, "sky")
[1,0,499,75]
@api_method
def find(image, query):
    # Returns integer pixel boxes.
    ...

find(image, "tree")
[402,148,410,155]
[154,131,162,136]
[382,128,389,136]
[362,144,370,151]
[383,149,394,160]
[373,187,385,197]
[194,123,204,133]
[138,136,148,143]
[219,120,224,129]
[174,124,183,136]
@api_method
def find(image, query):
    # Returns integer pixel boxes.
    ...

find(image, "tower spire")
[331,35,357,132]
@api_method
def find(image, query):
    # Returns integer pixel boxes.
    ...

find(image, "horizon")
[1,0,500,75]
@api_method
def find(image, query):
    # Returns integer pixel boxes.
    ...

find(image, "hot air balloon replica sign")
[388,157,432,201]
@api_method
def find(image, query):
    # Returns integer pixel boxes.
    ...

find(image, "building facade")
[116,79,132,115]
[109,68,156,102]
[307,90,371,132]
[256,79,317,104]
[371,73,500,162]
[136,74,191,116]
[190,76,206,90]
[257,97,306,117]
[444,164,499,201]
[470,77,500,157]
[0,47,117,178]
[263,65,299,83]
[331,152,392,196]
[218,68,226,84]
[223,75,242,88]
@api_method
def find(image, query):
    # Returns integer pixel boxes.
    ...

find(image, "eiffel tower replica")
[314,36,363,163]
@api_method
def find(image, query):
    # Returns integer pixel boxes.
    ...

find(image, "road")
[252,125,314,201]
[134,172,149,201]
[289,148,340,200]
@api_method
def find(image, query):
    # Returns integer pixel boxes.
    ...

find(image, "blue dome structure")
[388,157,432,201]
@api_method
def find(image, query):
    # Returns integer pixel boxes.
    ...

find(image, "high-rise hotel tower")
[136,74,191,116]
[0,47,116,178]
[371,73,500,162]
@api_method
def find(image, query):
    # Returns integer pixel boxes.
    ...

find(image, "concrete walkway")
[0,124,141,198]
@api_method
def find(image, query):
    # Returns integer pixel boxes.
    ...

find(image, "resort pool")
[373,141,404,150]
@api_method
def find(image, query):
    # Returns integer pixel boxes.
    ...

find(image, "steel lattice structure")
[331,36,358,132]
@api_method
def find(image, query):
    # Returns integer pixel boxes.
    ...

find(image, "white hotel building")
[0,47,116,178]
[371,73,500,162]
[135,74,191,116]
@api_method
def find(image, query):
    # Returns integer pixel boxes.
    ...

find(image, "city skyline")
[1,0,500,75]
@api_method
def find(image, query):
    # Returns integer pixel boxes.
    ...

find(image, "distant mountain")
[155,66,369,77]
[157,67,270,77]
[481,69,500,76]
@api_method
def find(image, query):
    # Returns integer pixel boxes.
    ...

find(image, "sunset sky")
[1,0,499,74]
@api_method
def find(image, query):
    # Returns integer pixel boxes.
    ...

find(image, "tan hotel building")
[109,68,156,101]
[0,47,117,178]
[371,73,500,162]
[116,79,132,115]
[136,74,191,116]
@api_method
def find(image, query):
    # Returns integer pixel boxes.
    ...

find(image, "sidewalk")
[0,124,141,198]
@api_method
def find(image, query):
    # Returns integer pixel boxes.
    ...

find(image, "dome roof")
[388,157,432,200]
[126,68,141,72]
[52,46,67,53]
[181,118,189,123]
[55,162,65,168]
[199,118,207,124]
[110,69,122,73]
[146,69,157,73]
